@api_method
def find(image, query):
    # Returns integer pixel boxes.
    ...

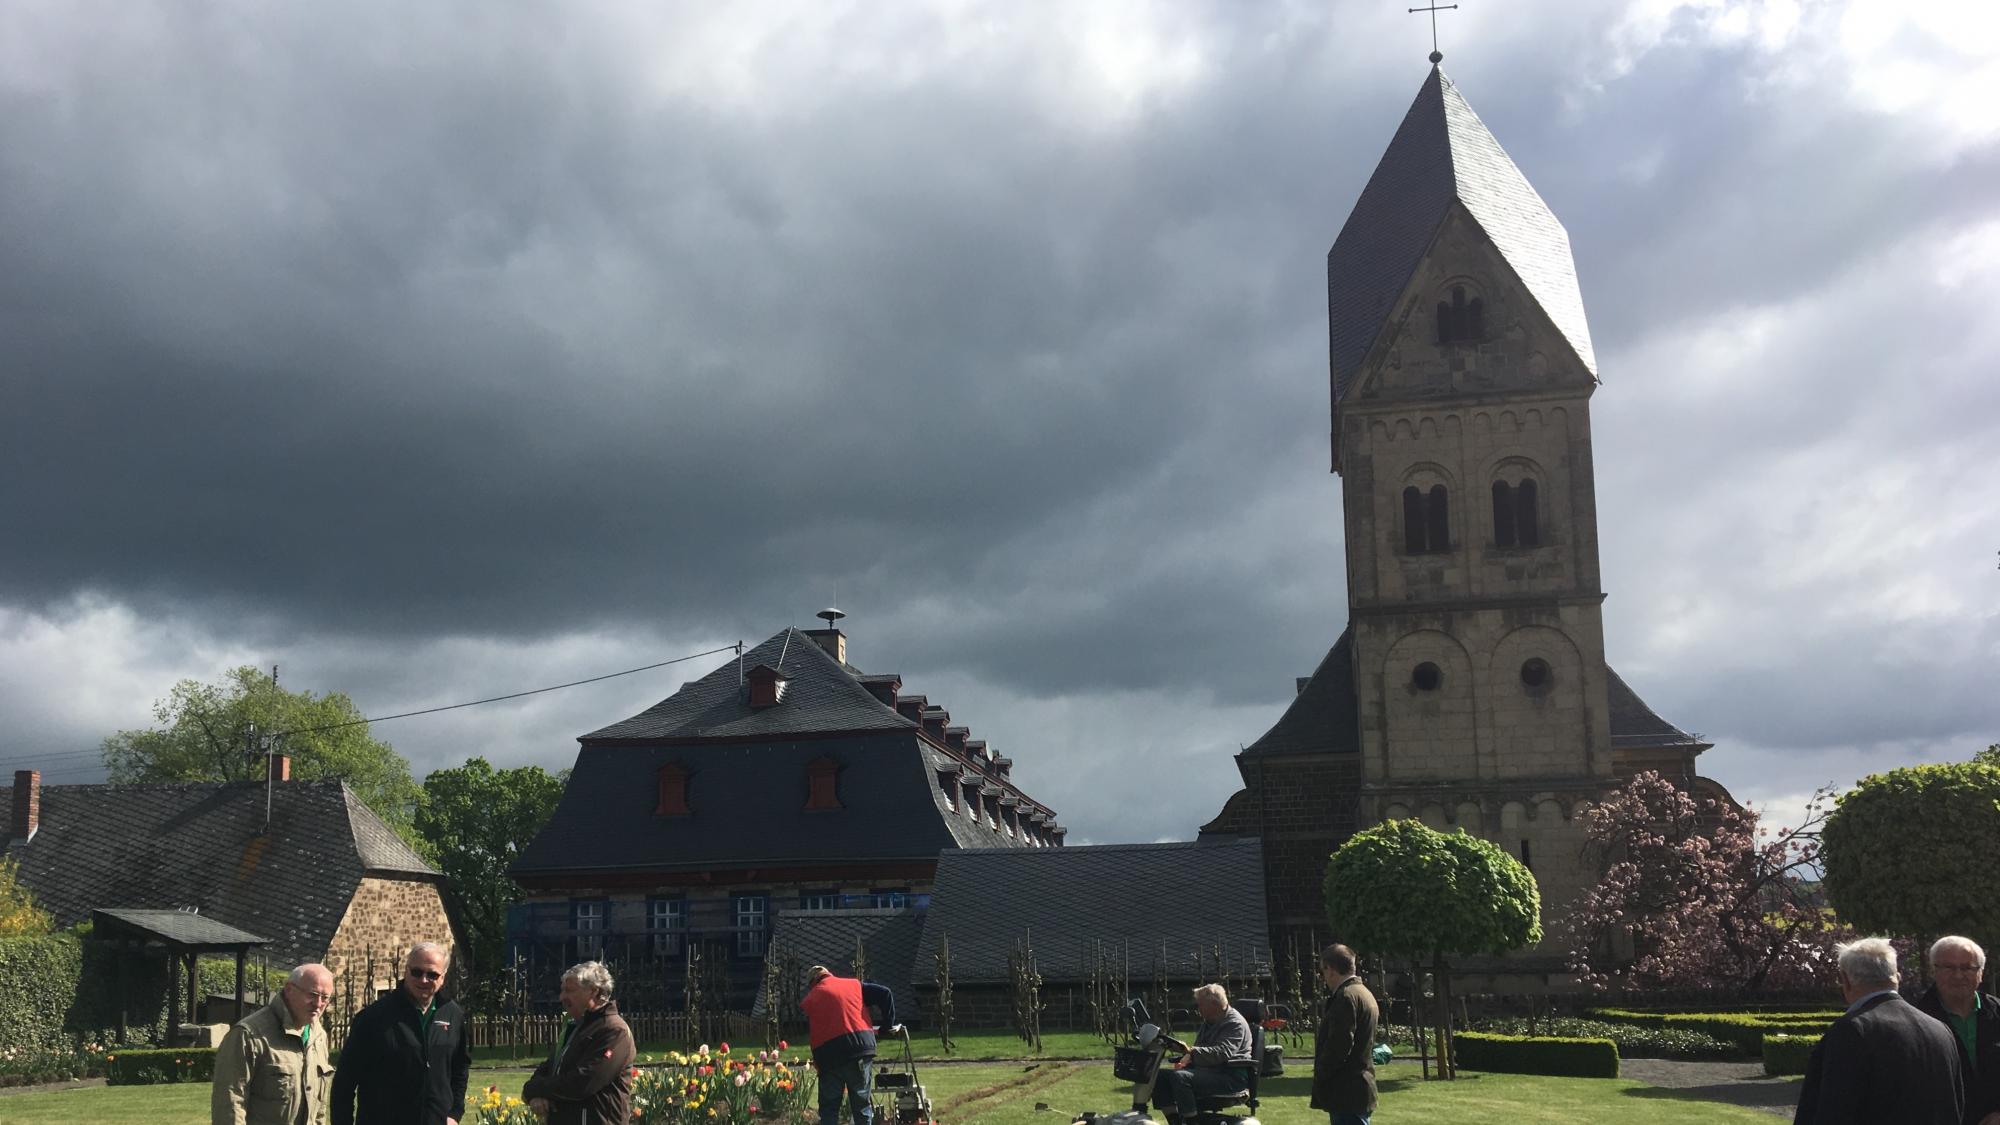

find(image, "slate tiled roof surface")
[0,780,438,966]
[94,908,269,947]
[913,839,1270,985]
[1327,66,1597,406]
[1606,668,1708,748]
[1238,627,1360,758]
[583,629,915,741]
[760,909,925,1022]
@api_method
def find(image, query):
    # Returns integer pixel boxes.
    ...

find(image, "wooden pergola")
[91,908,269,1044]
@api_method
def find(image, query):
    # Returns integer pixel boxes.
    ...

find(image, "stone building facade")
[1203,64,1725,984]
[325,875,460,994]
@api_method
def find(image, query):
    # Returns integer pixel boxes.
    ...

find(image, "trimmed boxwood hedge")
[1761,1033,1820,1076]
[1588,1009,1839,1055]
[104,1047,217,1085]
[1453,1031,1620,1078]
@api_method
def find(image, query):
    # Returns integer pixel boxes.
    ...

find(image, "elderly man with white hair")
[1916,935,2000,1125]
[1795,936,1963,1125]
[212,962,335,1125]
[1151,983,1255,1125]
[523,960,634,1125]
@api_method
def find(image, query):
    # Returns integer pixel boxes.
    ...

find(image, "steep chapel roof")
[1326,66,1597,408]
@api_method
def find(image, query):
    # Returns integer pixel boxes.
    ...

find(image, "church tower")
[1204,63,1722,980]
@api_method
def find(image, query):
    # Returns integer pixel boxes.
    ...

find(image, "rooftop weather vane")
[1409,1,1458,64]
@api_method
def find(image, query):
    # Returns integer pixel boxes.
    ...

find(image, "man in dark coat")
[1309,944,1378,1125]
[331,942,471,1125]
[1915,936,2000,1125]
[1796,936,1963,1125]
[523,960,635,1125]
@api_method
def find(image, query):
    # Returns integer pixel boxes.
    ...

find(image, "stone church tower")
[1202,64,1729,981]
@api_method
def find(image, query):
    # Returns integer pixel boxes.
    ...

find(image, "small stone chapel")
[1200,61,1736,985]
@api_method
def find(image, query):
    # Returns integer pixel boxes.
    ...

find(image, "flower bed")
[472,1040,818,1125]
[102,1046,215,1086]
[0,1040,107,1087]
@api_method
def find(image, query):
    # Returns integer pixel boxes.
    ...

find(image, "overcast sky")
[2,0,1994,845]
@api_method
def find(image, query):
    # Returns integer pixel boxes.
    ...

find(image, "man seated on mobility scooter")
[1150,985,1256,1125]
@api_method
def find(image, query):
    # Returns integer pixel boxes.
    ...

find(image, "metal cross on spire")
[1408,1,1459,65]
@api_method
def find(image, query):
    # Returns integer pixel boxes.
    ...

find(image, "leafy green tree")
[1821,761,2000,959]
[1324,819,1541,1078]
[413,757,567,978]
[0,855,52,936]
[101,666,421,831]
[1974,744,2000,767]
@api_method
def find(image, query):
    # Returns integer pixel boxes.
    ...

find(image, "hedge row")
[1761,1033,1819,1076]
[0,933,84,1051]
[104,1047,217,1086]
[1453,1031,1620,1078]
[1587,1009,1839,1055]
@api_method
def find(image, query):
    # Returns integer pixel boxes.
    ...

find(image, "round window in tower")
[1411,662,1443,691]
[1520,658,1552,690]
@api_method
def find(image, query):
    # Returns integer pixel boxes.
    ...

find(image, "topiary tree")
[1323,819,1541,1078]
[1822,761,2000,976]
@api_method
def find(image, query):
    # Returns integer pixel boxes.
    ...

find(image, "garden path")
[1621,1058,1802,1117]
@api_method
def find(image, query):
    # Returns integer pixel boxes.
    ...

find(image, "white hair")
[407,941,451,968]
[1837,937,1900,988]
[1930,935,1986,970]
[1193,983,1228,1007]
[287,963,331,987]
[564,960,615,1001]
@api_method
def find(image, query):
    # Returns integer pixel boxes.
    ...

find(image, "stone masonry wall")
[324,876,457,994]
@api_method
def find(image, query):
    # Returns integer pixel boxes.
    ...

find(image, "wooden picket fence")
[461,1012,698,1050]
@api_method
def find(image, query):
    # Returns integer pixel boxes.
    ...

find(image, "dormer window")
[746,664,788,708]
[1436,284,1484,344]
[655,762,691,816]
[805,756,841,810]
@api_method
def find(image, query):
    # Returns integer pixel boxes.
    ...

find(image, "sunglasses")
[408,968,444,982]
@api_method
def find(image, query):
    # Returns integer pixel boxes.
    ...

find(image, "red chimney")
[11,770,39,843]
[267,755,291,783]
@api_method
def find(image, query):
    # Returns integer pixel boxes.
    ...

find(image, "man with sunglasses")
[331,942,471,1125]
[212,962,335,1125]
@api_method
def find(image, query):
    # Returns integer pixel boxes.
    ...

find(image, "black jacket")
[1915,985,2000,1125]
[522,1001,635,1125]
[1310,977,1379,1116]
[330,988,471,1125]
[1795,992,1963,1125]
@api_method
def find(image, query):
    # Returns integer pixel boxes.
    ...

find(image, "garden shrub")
[1473,1015,1736,1060]
[1761,1033,1820,1076]
[104,1046,217,1085]
[1453,1031,1619,1078]
[1587,1009,1838,1054]
[0,933,83,1051]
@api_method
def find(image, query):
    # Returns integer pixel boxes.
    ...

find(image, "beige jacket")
[211,997,333,1125]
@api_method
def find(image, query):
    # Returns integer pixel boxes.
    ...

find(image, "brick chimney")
[10,770,39,844]
[267,754,291,783]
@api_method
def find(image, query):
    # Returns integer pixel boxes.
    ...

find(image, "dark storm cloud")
[1,1,1994,840]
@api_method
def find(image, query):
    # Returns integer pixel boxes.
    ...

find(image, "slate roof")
[1606,668,1709,749]
[94,908,269,948]
[760,909,925,1022]
[583,629,914,742]
[0,780,437,966]
[518,628,1059,878]
[1238,627,1360,758]
[1326,66,1597,405]
[913,839,1270,985]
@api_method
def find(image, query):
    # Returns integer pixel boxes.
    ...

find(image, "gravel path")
[1621,1058,1802,1117]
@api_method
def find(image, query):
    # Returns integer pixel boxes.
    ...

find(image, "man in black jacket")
[1309,944,1378,1125]
[331,942,471,1125]
[1915,935,2000,1125]
[1796,936,1963,1125]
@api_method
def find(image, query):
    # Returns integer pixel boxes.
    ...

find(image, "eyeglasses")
[1935,963,1984,975]
[288,984,334,1004]
[407,968,444,981]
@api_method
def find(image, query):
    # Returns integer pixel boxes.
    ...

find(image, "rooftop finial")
[1408,1,1458,65]
[816,607,846,628]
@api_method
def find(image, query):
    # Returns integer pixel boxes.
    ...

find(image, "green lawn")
[0,1058,1783,1125]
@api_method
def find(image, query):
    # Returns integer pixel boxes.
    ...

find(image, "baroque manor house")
[1202,64,1733,981]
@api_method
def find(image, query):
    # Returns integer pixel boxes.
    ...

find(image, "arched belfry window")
[1436,285,1485,344]
[1403,485,1451,554]
[1493,477,1541,548]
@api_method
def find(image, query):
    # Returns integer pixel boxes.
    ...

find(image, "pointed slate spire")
[1326,67,1597,409]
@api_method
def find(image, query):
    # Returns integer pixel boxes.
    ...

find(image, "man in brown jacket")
[523,961,635,1125]
[212,963,335,1125]
[1309,944,1378,1125]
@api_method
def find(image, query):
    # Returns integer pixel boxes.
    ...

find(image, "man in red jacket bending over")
[801,965,898,1125]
